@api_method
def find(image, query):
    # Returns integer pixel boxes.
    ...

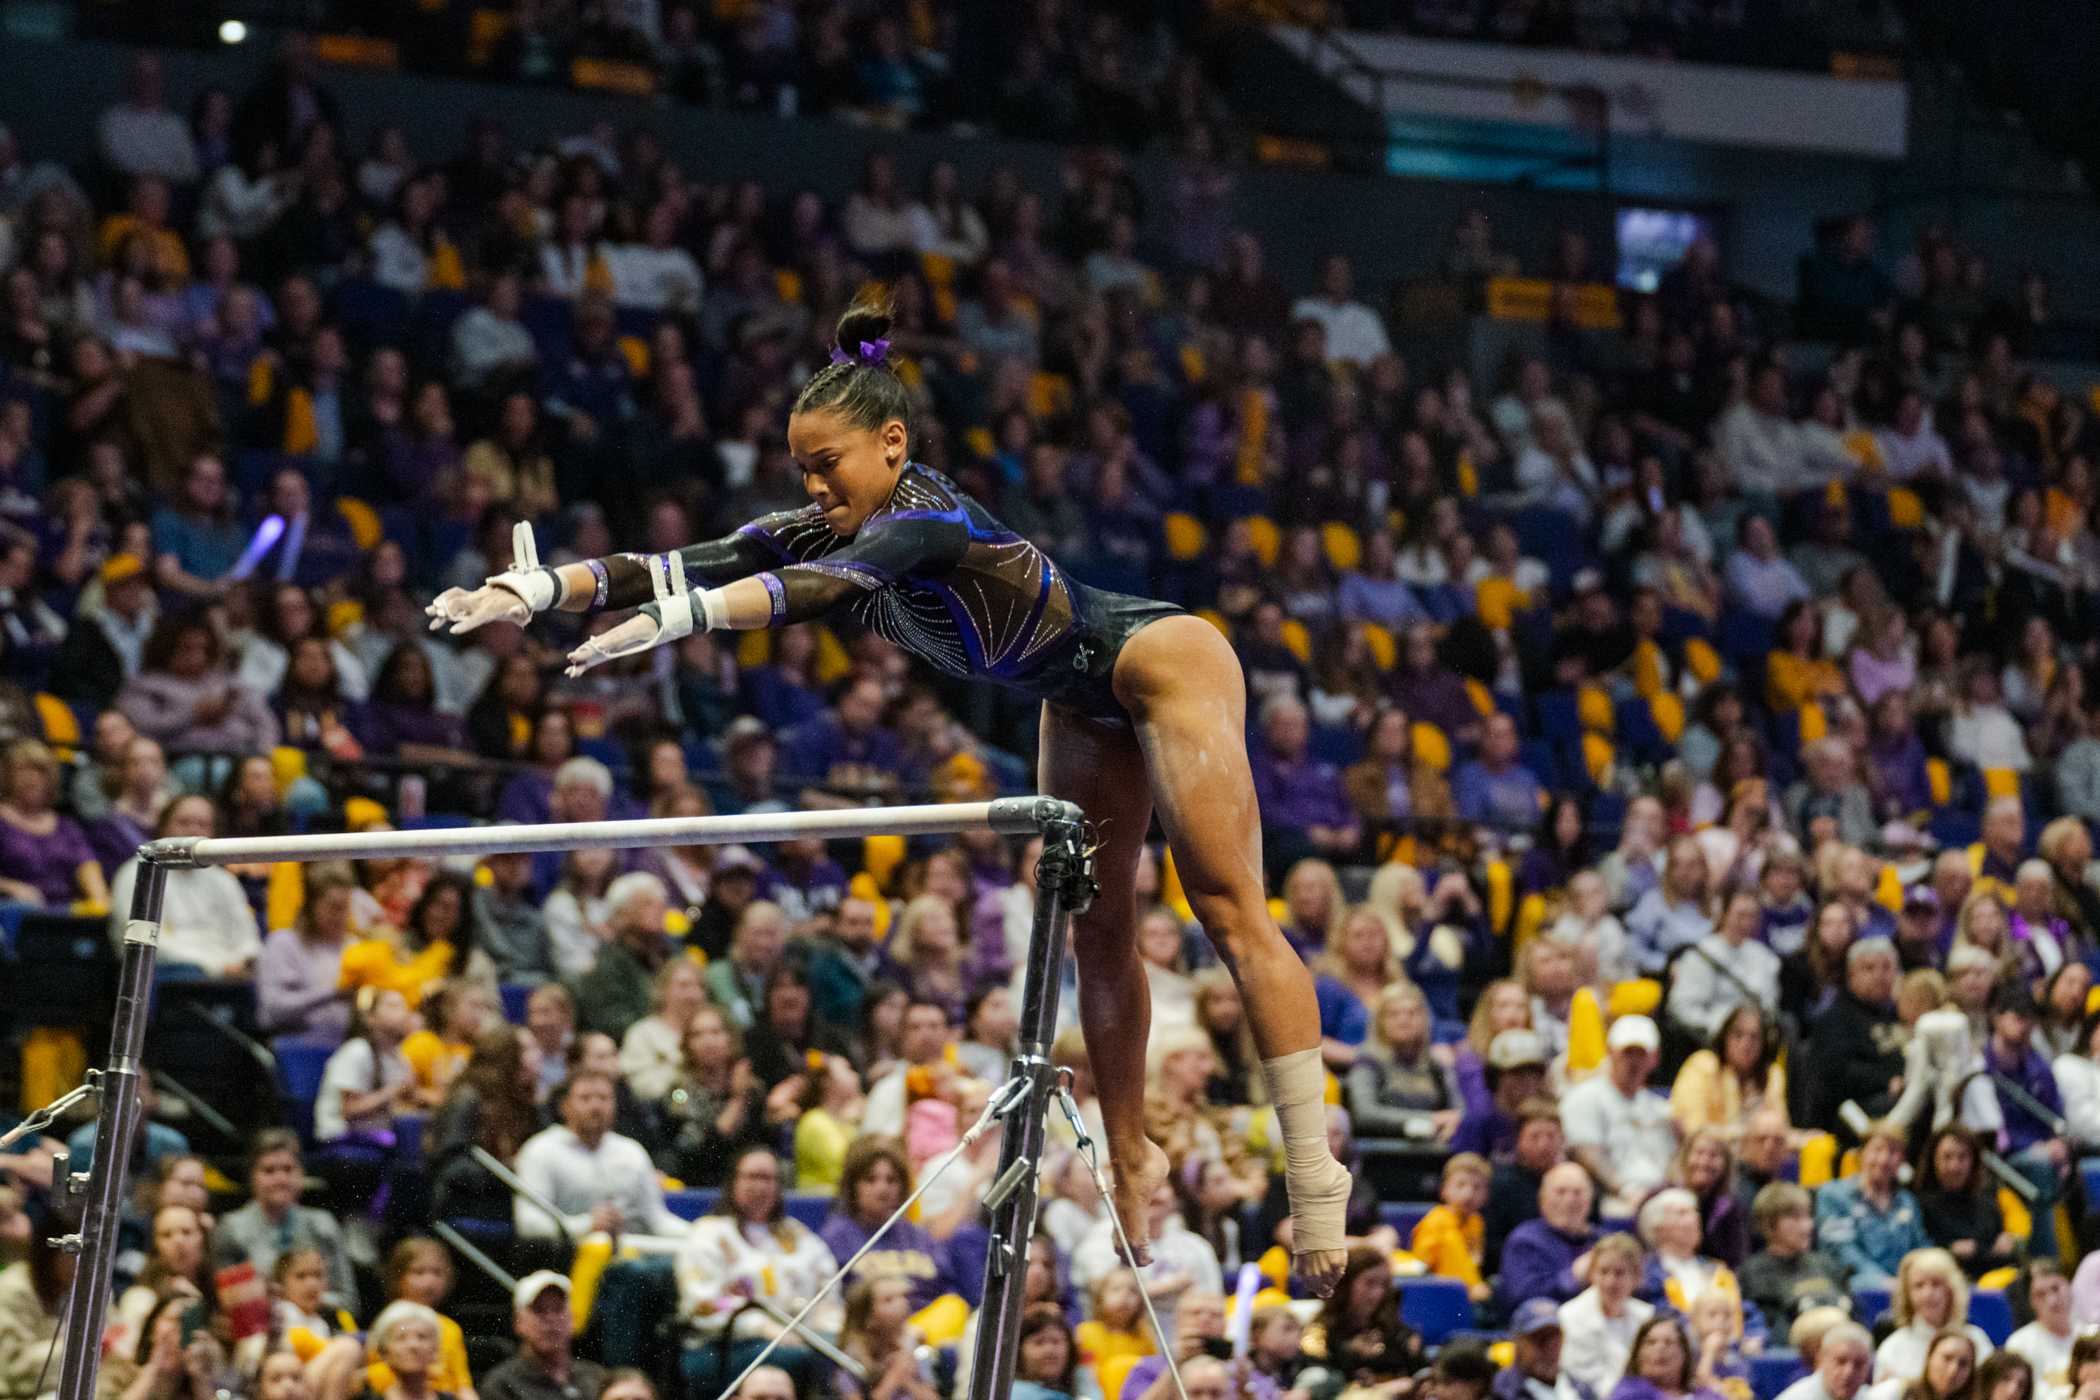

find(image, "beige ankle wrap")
[1261,1048,1351,1256]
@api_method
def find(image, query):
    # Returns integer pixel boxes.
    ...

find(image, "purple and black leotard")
[592,462,1182,724]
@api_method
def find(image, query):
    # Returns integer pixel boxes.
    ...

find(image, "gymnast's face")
[786,408,910,537]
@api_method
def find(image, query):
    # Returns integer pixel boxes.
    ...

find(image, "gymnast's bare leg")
[1037,706,1173,1266]
[1098,612,1351,1293]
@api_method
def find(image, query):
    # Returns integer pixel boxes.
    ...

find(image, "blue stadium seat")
[785,1194,831,1231]
[1853,1286,1892,1327]
[272,1036,338,1147]
[499,983,532,1025]
[1970,1291,2013,1345]
[1534,691,1582,744]
[2080,1158,2100,1207]
[1719,611,1774,672]
[0,901,26,959]
[1751,1351,1806,1400]
[665,1188,715,1221]
[1378,1202,1430,1238]
[1397,1277,1473,1345]
[333,279,411,342]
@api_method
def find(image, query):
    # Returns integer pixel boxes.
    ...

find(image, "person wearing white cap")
[1558,1015,1678,1217]
[480,1271,606,1400]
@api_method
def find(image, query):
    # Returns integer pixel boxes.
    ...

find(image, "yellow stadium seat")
[1362,623,1397,671]
[265,862,305,936]
[21,1027,86,1114]
[1474,575,1520,630]
[1411,721,1451,773]
[1927,758,1952,806]
[1797,1134,1838,1188]
[569,1235,615,1327]
[911,1294,970,1347]
[1577,684,1614,734]
[863,834,908,889]
[1457,454,1479,497]
[1875,862,1904,911]
[33,694,78,754]
[326,599,363,637]
[1279,619,1312,663]
[1240,515,1281,566]
[1998,1187,2032,1246]
[1685,637,1722,685]
[1193,608,1231,639]
[1321,521,1361,572]
[270,747,307,791]
[1984,768,2022,800]
[1632,640,1666,697]
[774,269,803,304]
[1887,487,1926,529]
[1465,678,1496,717]
[1164,512,1208,562]
[813,626,854,684]
[1513,893,1548,955]
[735,631,771,667]
[615,335,650,379]
[1647,692,1686,744]
[1608,979,1662,1019]
[918,252,956,288]
[963,426,995,458]
[335,497,383,549]
[1027,373,1072,420]
[1178,343,1207,384]
[1581,732,1615,784]
[1161,847,1196,924]
[1485,859,1513,936]
[1566,986,1605,1078]
[1798,702,1828,743]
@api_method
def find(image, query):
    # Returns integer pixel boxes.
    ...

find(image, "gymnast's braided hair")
[792,290,911,444]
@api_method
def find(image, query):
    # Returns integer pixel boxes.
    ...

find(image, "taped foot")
[1287,1153,1353,1295]
[1109,1138,1171,1267]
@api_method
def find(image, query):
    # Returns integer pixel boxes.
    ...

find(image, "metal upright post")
[53,858,167,1400]
[967,801,1095,1400]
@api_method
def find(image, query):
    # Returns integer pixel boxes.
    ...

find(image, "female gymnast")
[427,295,1352,1291]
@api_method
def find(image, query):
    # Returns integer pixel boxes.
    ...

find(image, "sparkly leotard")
[598,463,1183,724]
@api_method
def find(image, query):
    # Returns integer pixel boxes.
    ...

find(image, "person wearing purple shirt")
[1392,624,1480,742]
[1983,984,2069,1251]
[1454,714,1545,833]
[1249,695,1359,873]
[783,674,905,797]
[760,837,847,927]
[0,739,107,908]
[816,1140,960,1311]
[1498,1162,1600,1315]
[1865,693,1931,818]
[355,643,467,756]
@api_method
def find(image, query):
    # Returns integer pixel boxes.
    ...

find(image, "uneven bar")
[148,796,1071,868]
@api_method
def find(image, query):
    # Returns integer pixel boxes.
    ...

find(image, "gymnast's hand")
[565,604,671,676]
[425,583,532,635]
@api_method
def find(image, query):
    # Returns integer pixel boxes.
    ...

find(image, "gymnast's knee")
[1185,887,1275,967]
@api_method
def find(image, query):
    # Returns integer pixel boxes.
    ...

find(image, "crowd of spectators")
[0,25,2099,1400]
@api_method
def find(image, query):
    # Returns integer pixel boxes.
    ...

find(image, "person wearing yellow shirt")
[1075,1267,1155,1378]
[1764,601,1845,715]
[1410,1152,1493,1305]
[399,979,494,1107]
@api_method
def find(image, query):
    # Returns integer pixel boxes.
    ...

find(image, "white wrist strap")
[648,551,695,638]
[694,587,728,632]
[488,522,557,612]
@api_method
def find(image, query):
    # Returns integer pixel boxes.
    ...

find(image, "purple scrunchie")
[829,338,892,367]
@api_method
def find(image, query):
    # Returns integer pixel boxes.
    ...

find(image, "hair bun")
[834,292,895,363]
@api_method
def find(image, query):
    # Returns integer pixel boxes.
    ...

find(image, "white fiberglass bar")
[145,796,1073,869]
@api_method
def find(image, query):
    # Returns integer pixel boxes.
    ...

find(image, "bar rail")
[144,797,1076,869]
[54,794,1087,1400]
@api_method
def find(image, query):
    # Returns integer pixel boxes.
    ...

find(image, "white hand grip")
[512,521,541,571]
